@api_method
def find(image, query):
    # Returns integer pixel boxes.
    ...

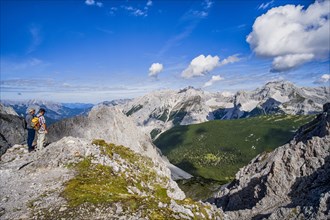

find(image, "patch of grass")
[154,114,315,182]
[55,140,223,219]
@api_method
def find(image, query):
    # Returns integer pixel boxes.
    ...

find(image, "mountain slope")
[154,114,314,182]
[122,81,328,139]
[48,104,192,180]
[210,103,330,220]
[0,137,223,219]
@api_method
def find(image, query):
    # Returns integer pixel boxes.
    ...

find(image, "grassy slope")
[154,114,315,182]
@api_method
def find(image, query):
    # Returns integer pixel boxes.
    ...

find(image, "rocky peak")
[210,103,330,219]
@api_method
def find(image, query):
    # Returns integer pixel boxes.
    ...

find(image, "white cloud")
[313,73,330,84]
[271,53,314,72]
[321,74,330,82]
[85,0,94,5]
[219,54,240,66]
[122,0,153,17]
[181,55,220,78]
[148,63,164,77]
[181,54,240,78]
[203,75,224,87]
[258,0,274,10]
[85,0,103,7]
[147,0,153,7]
[247,0,330,72]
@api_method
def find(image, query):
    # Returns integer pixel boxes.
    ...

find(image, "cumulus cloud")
[85,0,103,7]
[321,74,330,82]
[203,75,224,87]
[247,0,330,72]
[271,53,314,72]
[181,55,219,78]
[148,63,164,77]
[314,74,330,84]
[219,54,240,66]
[181,54,240,78]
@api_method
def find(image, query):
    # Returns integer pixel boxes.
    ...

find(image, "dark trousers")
[27,128,36,150]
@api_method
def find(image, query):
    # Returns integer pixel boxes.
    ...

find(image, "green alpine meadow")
[154,114,315,183]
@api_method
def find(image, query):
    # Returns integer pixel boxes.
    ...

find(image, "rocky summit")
[210,103,330,220]
[0,137,223,219]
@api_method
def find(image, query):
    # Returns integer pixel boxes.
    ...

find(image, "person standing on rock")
[36,108,48,151]
[25,108,36,152]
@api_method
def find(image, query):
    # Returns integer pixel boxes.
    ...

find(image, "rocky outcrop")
[210,103,330,219]
[0,104,26,156]
[0,137,223,219]
[48,105,192,180]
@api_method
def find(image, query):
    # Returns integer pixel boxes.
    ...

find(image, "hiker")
[25,108,36,152]
[36,108,48,151]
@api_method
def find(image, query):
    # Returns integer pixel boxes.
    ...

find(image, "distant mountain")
[122,81,329,139]
[61,103,94,109]
[210,103,330,219]
[1,100,94,125]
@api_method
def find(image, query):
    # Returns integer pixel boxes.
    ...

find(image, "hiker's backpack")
[31,117,40,130]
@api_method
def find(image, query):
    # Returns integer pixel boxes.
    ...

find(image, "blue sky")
[1,0,329,103]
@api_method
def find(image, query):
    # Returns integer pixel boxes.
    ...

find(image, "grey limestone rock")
[0,104,26,156]
[211,103,330,219]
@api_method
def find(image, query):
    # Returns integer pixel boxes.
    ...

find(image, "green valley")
[154,114,315,182]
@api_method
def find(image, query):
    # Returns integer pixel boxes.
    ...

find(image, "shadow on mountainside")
[263,127,294,146]
[175,159,198,176]
[154,125,189,154]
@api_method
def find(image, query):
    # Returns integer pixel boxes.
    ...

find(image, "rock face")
[0,137,222,219]
[0,104,26,156]
[122,81,329,139]
[211,103,330,219]
[48,105,192,180]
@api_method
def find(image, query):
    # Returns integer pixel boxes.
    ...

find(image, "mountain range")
[1,99,93,125]
[1,80,328,138]
[0,90,329,219]
[122,80,329,139]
